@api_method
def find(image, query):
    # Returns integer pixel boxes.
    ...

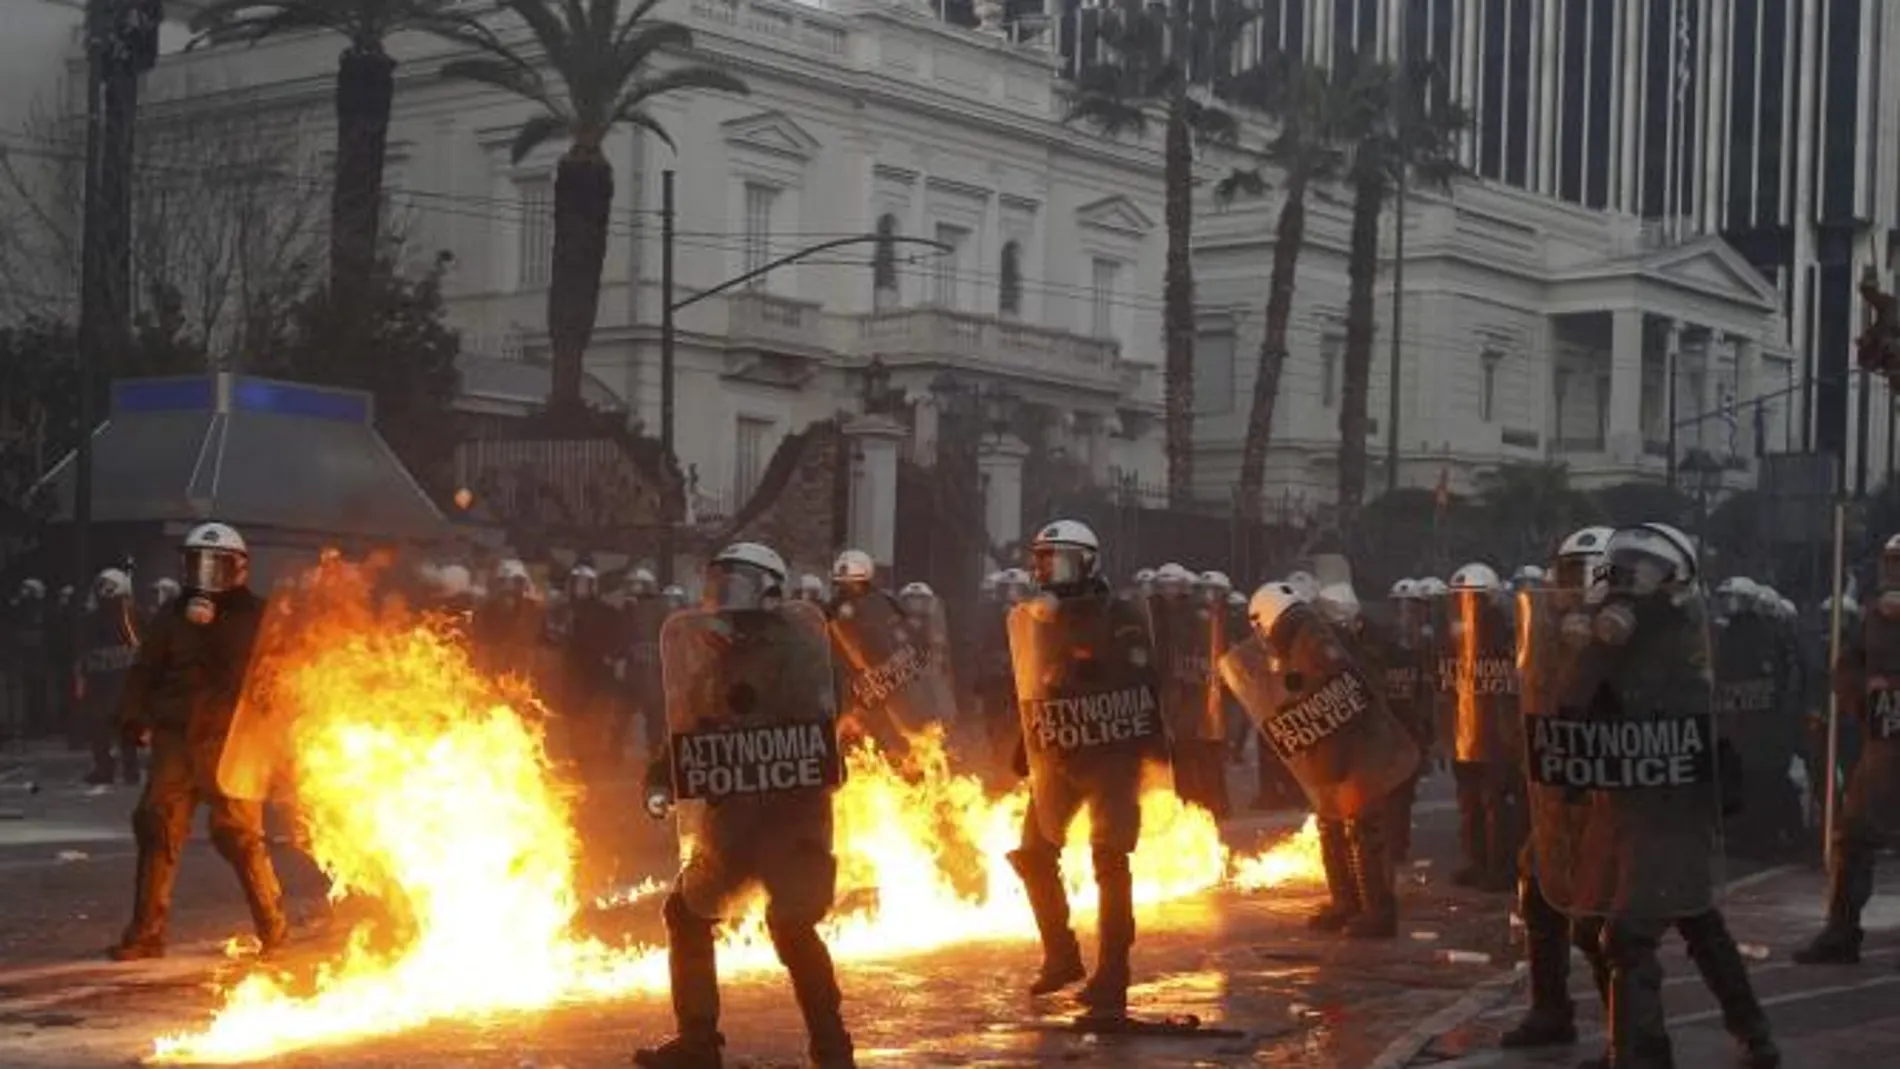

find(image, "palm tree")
[443,0,747,414]
[1335,56,1466,530]
[1065,0,1244,510]
[1472,461,1598,565]
[1216,53,1348,521]
[189,0,488,304]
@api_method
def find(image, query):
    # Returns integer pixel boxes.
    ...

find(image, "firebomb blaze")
[1021,686,1162,752]
[1528,713,1714,789]
[149,571,1319,1064]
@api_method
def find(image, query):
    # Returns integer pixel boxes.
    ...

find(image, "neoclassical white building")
[124,0,1172,530]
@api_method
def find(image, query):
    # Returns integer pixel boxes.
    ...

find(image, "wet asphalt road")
[1,745,1874,1069]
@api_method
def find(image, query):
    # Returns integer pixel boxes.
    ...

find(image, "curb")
[1363,862,1804,1069]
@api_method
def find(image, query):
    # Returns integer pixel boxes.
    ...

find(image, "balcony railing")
[725,290,828,352]
[853,306,1121,382]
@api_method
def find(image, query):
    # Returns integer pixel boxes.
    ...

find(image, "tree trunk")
[548,148,615,414]
[331,46,395,302]
[1236,170,1310,520]
[84,66,138,379]
[1337,168,1386,534]
[1162,96,1197,510]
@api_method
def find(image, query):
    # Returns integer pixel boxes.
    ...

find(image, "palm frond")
[612,64,750,118]
[440,57,563,117]
[508,113,571,163]
[496,0,575,69]
[1065,92,1149,138]
[609,106,681,153]
[1214,167,1267,204]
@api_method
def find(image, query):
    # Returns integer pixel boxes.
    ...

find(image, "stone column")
[909,391,940,467]
[1663,319,1683,452]
[1735,335,1759,456]
[1701,329,1726,454]
[1608,308,1645,461]
[978,434,1030,570]
[1081,411,1112,485]
[844,415,906,572]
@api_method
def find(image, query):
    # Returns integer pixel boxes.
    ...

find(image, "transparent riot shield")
[1531,591,1724,920]
[1146,595,1225,743]
[660,601,841,841]
[1449,594,1520,765]
[828,592,956,749]
[1846,612,1900,839]
[1007,592,1166,787]
[1217,623,1420,820]
[1516,588,1595,910]
[216,575,338,800]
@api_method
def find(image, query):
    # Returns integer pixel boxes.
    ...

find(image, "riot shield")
[1007,592,1166,786]
[1146,595,1225,742]
[660,602,840,837]
[1529,592,1723,920]
[1217,624,1421,820]
[1515,588,1595,909]
[216,599,296,800]
[828,592,956,750]
[1448,596,1520,765]
[1845,612,1900,839]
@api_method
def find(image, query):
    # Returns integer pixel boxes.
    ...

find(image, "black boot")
[1386,773,1418,864]
[1078,848,1134,1019]
[1453,770,1487,887]
[1007,849,1086,995]
[635,893,726,1069]
[1308,819,1362,932]
[1793,841,1871,965]
[1481,784,1526,893]
[1501,868,1577,1048]
[768,916,855,1069]
[227,842,289,953]
[1343,817,1397,939]
[1679,910,1780,1068]
[1602,922,1674,1069]
[112,807,180,960]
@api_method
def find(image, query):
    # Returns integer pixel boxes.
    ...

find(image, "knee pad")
[1091,846,1132,882]
[663,891,716,941]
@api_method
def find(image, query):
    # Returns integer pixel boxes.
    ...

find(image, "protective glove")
[644,784,675,821]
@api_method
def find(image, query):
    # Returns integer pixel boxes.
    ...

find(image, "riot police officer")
[636,542,855,1069]
[1444,562,1523,891]
[560,564,626,777]
[82,568,141,787]
[8,578,49,738]
[621,567,670,759]
[1006,520,1163,1017]
[793,573,828,603]
[1550,524,1777,1069]
[1224,582,1420,938]
[1503,525,1610,1049]
[111,523,287,960]
[897,581,952,687]
[1381,579,1435,862]
[826,550,952,755]
[1796,533,1900,964]
[472,559,545,682]
[1148,563,1225,817]
[976,568,1030,779]
[1714,576,1804,861]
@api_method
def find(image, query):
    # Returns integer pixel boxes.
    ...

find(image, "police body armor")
[1218,615,1421,820]
[1147,595,1227,743]
[905,599,955,690]
[662,601,841,898]
[1443,598,1520,765]
[1529,593,1722,921]
[622,596,669,696]
[829,592,956,750]
[1007,591,1165,841]
[1712,612,1789,775]
[1842,607,1900,839]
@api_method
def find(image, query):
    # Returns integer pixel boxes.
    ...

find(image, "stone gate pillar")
[844,415,905,572]
[978,434,1030,570]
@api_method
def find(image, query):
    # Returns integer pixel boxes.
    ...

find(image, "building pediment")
[1639,237,1780,310]
[722,110,822,162]
[1075,194,1155,236]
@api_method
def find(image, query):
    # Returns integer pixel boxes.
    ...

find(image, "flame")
[151,572,1321,1063]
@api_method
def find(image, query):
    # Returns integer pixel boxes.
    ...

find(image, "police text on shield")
[671,722,841,801]
[1527,713,1714,789]
[1264,671,1370,761]
[1022,686,1160,753]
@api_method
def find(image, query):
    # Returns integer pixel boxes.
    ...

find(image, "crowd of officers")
[19,507,1900,1069]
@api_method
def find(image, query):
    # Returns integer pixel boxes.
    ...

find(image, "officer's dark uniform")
[113,586,285,958]
[83,592,141,785]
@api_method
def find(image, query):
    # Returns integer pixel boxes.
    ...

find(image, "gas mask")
[184,595,217,626]
[1879,591,1900,620]
[1592,601,1638,646]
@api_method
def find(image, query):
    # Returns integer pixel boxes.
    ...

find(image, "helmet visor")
[1031,546,1089,588]
[703,560,775,610]
[570,574,598,599]
[1603,546,1673,597]
[182,549,243,594]
[1882,552,1900,591]
[1551,556,1595,593]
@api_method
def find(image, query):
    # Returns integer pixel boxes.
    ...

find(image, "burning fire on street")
[150,570,1322,1064]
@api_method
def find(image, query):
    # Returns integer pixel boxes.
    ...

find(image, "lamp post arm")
[669,236,951,315]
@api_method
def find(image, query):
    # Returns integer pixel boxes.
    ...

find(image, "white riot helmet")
[1552,526,1613,592]
[706,541,788,610]
[1284,570,1320,601]
[94,568,132,600]
[1197,570,1233,596]
[1000,567,1033,603]
[1715,576,1761,618]
[1601,523,1697,597]
[1028,519,1101,590]
[495,558,532,598]
[1415,577,1449,598]
[181,522,249,593]
[1510,564,1547,590]
[569,564,600,599]
[151,577,181,604]
[663,583,687,607]
[1247,581,1309,638]
[436,564,472,598]
[1154,562,1195,596]
[1132,567,1157,588]
[1226,589,1247,610]
[1754,583,1782,614]
[795,573,827,601]
[1388,578,1419,600]
[832,549,876,591]
[1448,562,1502,596]
[1882,533,1900,590]
[1315,582,1361,626]
[17,578,45,599]
[1777,596,1796,620]
[626,567,657,598]
[899,580,935,611]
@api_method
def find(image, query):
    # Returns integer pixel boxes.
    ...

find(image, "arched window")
[873,213,899,310]
[999,240,1022,318]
